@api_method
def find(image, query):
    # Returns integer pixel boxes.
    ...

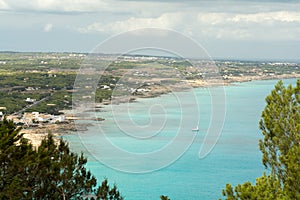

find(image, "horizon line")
[0,50,299,63]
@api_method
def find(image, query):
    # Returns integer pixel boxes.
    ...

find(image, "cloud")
[1,0,300,21]
[196,11,300,24]
[195,11,300,40]
[229,11,300,23]
[0,0,110,13]
[78,10,300,41]
[78,13,184,34]
[0,0,179,15]
[43,23,53,32]
[0,0,9,9]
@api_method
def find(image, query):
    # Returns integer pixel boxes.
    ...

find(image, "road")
[14,93,53,115]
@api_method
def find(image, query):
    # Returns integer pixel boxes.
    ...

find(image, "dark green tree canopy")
[259,80,300,179]
[222,79,300,200]
[0,117,123,200]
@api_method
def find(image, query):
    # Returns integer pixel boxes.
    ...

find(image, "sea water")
[64,78,297,200]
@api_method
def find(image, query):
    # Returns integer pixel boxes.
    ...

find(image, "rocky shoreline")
[21,121,95,147]
[21,74,300,147]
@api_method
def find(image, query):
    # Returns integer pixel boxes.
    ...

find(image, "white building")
[25,98,36,103]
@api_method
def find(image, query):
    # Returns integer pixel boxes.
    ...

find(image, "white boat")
[192,125,199,131]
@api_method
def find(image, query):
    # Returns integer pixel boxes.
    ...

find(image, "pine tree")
[160,195,171,200]
[259,80,300,180]
[95,179,123,200]
[0,118,123,199]
[28,134,97,199]
[0,118,35,199]
[222,79,300,199]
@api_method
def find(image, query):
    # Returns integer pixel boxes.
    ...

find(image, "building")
[25,98,36,103]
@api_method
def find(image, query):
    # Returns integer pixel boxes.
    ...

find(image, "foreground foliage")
[0,118,123,200]
[222,79,300,199]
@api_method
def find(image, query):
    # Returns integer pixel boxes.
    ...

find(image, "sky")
[1,0,300,60]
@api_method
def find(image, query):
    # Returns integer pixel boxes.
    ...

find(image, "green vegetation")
[0,91,48,113]
[0,118,123,199]
[2,52,299,199]
[106,61,139,71]
[95,89,113,103]
[160,195,171,200]
[0,118,171,199]
[0,53,118,114]
[217,61,300,77]
[0,72,76,89]
[0,52,82,71]
[0,52,299,116]
[26,91,72,115]
[221,79,300,199]
[0,72,77,114]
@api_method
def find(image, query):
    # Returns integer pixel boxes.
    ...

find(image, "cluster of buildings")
[3,112,66,126]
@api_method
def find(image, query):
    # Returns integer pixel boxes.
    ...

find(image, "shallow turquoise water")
[65,79,297,200]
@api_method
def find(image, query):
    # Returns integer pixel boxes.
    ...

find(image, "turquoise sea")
[65,78,297,200]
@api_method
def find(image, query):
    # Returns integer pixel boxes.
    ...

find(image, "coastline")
[21,122,76,147]
[20,73,300,147]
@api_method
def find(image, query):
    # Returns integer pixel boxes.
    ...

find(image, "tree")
[160,195,171,200]
[28,134,97,199]
[95,179,123,200]
[0,118,123,199]
[222,173,284,200]
[259,80,300,180]
[0,118,35,199]
[222,79,300,199]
